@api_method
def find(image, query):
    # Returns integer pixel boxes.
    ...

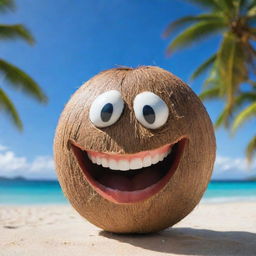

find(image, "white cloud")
[0,151,27,171]
[212,155,256,180]
[0,144,55,179]
[0,144,7,151]
[29,156,54,173]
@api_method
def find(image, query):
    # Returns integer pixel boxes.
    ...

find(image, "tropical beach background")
[0,0,256,255]
[0,0,255,204]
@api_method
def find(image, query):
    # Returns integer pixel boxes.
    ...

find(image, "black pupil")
[101,103,113,122]
[143,105,155,124]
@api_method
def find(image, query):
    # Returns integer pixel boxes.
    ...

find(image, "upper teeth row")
[87,150,171,171]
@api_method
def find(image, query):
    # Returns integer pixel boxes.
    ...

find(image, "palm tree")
[164,0,256,161]
[232,93,256,161]
[0,0,47,130]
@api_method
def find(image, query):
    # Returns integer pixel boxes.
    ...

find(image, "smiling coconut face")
[54,66,216,233]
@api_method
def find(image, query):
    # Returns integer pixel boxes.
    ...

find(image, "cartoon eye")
[133,92,169,129]
[89,90,124,128]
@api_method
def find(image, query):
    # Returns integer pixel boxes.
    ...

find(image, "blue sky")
[0,0,255,180]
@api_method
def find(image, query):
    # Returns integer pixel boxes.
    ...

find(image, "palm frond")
[0,59,47,103]
[201,91,256,128]
[203,77,222,90]
[163,13,225,37]
[217,0,235,13]
[185,0,235,15]
[215,92,256,128]
[0,0,14,12]
[191,54,216,80]
[243,2,256,28]
[232,102,256,131]
[246,136,256,162]
[215,107,231,128]
[199,86,220,100]
[247,80,256,87]
[247,0,256,17]
[0,88,22,130]
[248,6,256,17]
[202,64,224,90]
[244,0,256,11]
[235,92,256,108]
[216,32,248,106]
[166,20,227,54]
[0,24,34,44]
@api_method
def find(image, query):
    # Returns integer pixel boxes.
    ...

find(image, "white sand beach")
[0,202,256,256]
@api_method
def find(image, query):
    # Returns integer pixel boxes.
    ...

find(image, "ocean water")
[0,179,256,205]
[202,181,256,203]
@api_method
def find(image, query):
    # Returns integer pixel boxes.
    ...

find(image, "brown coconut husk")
[54,66,216,233]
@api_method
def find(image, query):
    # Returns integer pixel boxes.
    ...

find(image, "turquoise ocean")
[0,179,256,205]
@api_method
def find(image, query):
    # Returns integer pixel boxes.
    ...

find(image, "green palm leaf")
[205,92,256,128]
[235,92,256,107]
[0,59,47,103]
[215,92,256,128]
[0,0,14,12]
[0,24,34,44]
[183,0,234,14]
[166,20,227,54]
[0,88,22,130]
[199,86,220,100]
[163,13,225,37]
[216,0,235,13]
[248,80,256,87]
[202,63,224,91]
[247,0,256,9]
[248,3,256,17]
[216,32,248,106]
[232,102,256,131]
[215,106,232,128]
[191,54,216,80]
[246,136,256,162]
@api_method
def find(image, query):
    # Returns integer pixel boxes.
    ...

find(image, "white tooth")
[87,153,92,160]
[109,159,119,170]
[130,158,143,170]
[143,155,152,167]
[101,158,108,168]
[96,157,101,165]
[118,160,130,171]
[91,156,97,164]
[159,153,165,162]
[151,154,160,164]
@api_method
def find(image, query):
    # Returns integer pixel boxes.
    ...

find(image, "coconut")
[54,66,216,233]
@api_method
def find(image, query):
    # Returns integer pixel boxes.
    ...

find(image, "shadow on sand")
[100,227,256,256]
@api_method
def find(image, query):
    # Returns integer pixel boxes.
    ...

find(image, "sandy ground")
[0,202,256,256]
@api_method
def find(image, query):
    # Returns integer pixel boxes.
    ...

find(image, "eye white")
[89,90,124,128]
[133,91,169,129]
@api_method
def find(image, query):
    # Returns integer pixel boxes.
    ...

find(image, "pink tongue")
[97,169,162,191]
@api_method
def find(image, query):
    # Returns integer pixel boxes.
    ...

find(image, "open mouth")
[70,138,187,204]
